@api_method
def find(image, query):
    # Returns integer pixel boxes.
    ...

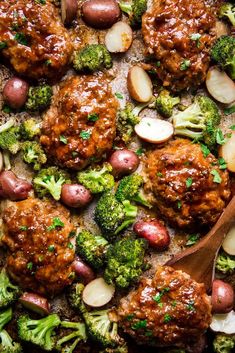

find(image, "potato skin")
[82,0,120,29]
[61,0,78,25]
[211,279,234,314]
[19,292,50,316]
[72,256,95,284]
[109,149,139,178]
[3,77,29,109]
[0,171,32,200]
[133,219,170,250]
[61,184,92,208]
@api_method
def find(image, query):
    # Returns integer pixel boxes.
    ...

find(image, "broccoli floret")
[0,308,12,331]
[119,0,147,27]
[219,3,235,27]
[0,119,20,154]
[155,90,180,118]
[77,163,114,194]
[33,166,71,200]
[17,313,61,351]
[0,330,22,353]
[94,191,137,239]
[104,236,148,288]
[211,36,235,80]
[73,44,113,72]
[213,333,235,353]
[56,321,87,353]
[215,252,235,274]
[68,283,123,348]
[76,230,108,269]
[0,269,21,309]
[115,174,151,208]
[117,102,149,143]
[19,118,41,140]
[22,141,47,171]
[173,95,221,149]
[25,85,53,111]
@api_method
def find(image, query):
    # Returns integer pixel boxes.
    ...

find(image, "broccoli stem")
[2,151,11,170]
[0,119,15,134]
[0,307,12,331]
[118,2,132,15]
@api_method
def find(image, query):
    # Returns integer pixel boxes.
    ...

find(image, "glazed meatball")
[0,0,72,79]
[118,266,212,347]
[144,139,231,228]
[2,198,76,296]
[142,0,216,91]
[40,75,118,170]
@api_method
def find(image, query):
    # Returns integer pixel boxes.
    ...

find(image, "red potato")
[133,219,170,250]
[3,77,29,109]
[206,67,235,104]
[61,0,78,25]
[19,292,50,316]
[109,149,139,178]
[82,0,120,29]
[0,171,32,200]
[105,21,133,53]
[61,184,92,208]
[127,66,153,103]
[72,256,95,284]
[211,279,234,314]
[135,117,174,144]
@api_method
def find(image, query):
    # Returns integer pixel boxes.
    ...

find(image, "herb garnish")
[115,92,124,99]
[27,262,33,271]
[67,242,74,249]
[47,217,64,231]
[186,233,200,246]
[79,130,91,140]
[200,143,210,158]
[156,172,163,177]
[88,113,99,122]
[180,60,191,71]
[218,157,227,170]
[131,319,147,330]
[19,226,28,231]
[48,245,55,252]
[0,41,7,49]
[211,170,222,184]
[224,106,235,116]
[163,314,172,323]
[136,148,144,156]
[14,33,28,46]
[59,135,67,144]
[186,177,193,188]
[153,287,170,304]
[190,33,201,47]
[216,129,226,145]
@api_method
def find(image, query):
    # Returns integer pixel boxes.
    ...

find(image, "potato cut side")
[222,225,235,256]
[210,311,235,334]
[19,292,50,316]
[220,131,235,172]
[61,0,78,25]
[105,21,133,53]
[127,66,153,102]
[135,117,174,143]
[206,67,235,104]
[82,277,115,307]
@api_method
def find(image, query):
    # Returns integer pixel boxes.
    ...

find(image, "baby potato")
[133,219,170,250]
[61,184,92,208]
[19,292,50,316]
[82,0,120,29]
[105,21,133,53]
[3,77,29,109]
[109,149,139,178]
[0,171,32,201]
[61,0,78,25]
[211,279,234,314]
[219,131,235,172]
[72,256,95,284]
[127,66,153,102]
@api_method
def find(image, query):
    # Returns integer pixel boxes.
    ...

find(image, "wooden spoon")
[166,196,235,292]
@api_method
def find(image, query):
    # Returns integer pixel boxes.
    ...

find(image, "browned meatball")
[118,266,212,347]
[142,0,216,91]
[40,74,118,170]
[2,198,76,296]
[144,139,231,228]
[0,0,72,79]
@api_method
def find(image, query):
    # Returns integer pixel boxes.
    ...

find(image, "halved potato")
[135,117,174,143]
[82,277,115,307]
[105,21,133,53]
[206,67,235,104]
[19,292,50,316]
[127,66,153,102]
[222,225,235,256]
[219,131,235,172]
[210,310,235,334]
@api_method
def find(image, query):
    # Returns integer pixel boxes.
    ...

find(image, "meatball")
[2,198,76,296]
[40,75,118,170]
[118,266,212,347]
[144,139,231,228]
[0,0,72,79]
[142,0,216,91]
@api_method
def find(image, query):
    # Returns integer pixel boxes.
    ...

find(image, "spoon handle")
[166,196,235,291]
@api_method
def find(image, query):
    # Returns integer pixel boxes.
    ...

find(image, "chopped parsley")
[200,143,210,158]
[230,125,235,130]
[190,33,201,47]
[67,242,74,249]
[153,287,170,304]
[211,170,222,184]
[72,151,78,158]
[218,157,227,170]
[47,217,64,231]
[156,172,163,177]
[187,300,195,311]
[79,130,91,140]
[115,92,124,99]
[186,233,200,246]
[224,106,235,116]
[154,61,161,67]
[126,314,135,321]
[131,319,147,330]
[68,230,76,238]
[163,314,172,323]
[0,41,7,49]
[59,135,68,144]
[35,0,46,3]
[177,201,182,209]
[14,32,28,46]
[27,262,33,271]
[180,60,191,71]
[88,113,99,122]
[19,226,28,231]
[48,245,55,252]
[185,177,193,188]
[45,59,52,66]
[136,148,144,156]
[171,300,177,307]
[216,129,226,145]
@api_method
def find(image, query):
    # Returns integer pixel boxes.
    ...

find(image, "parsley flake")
[211,170,222,184]
[47,217,64,231]
[48,245,55,252]
[79,130,91,140]
[156,172,163,177]
[200,144,210,158]
[59,135,67,144]
[186,233,200,246]
[67,242,74,249]
[163,314,172,323]
[177,201,182,209]
[216,129,226,145]
[186,177,193,188]
[180,60,191,71]
[136,148,144,156]
[218,157,227,170]
[14,32,28,46]
[131,319,147,330]
[88,113,99,122]
[19,226,28,231]
[230,125,235,130]
[224,106,235,116]
[0,41,7,49]
[115,92,124,99]
[190,33,201,47]
[27,262,33,271]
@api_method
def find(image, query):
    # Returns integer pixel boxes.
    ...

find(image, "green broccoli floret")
[173,95,221,149]
[68,283,124,348]
[19,118,41,140]
[22,141,47,171]
[73,44,113,72]
[215,252,235,274]
[76,230,108,269]
[0,307,12,331]
[33,166,71,200]
[0,330,23,353]
[94,191,138,239]
[155,90,180,118]
[17,313,61,351]
[0,269,21,309]
[211,35,235,80]
[219,3,235,27]
[25,85,53,111]
[213,333,235,353]
[119,0,147,27]
[77,163,114,194]
[115,174,151,208]
[117,102,149,143]
[0,119,20,154]
[56,321,87,353]
[104,236,147,288]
